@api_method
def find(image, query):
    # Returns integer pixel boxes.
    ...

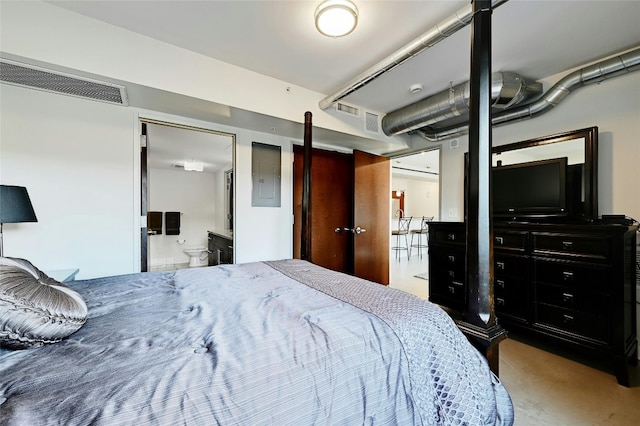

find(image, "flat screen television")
[492,157,568,219]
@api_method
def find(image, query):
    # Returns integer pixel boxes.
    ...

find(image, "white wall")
[431,70,640,223]
[148,168,217,268]
[0,84,136,278]
[391,176,440,228]
[0,84,294,278]
[0,0,401,146]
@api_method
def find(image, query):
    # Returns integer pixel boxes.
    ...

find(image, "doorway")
[140,120,234,272]
[389,147,441,299]
[292,146,391,285]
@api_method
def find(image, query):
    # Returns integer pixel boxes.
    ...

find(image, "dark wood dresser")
[428,221,638,386]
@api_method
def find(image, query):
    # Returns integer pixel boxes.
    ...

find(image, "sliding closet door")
[353,150,390,285]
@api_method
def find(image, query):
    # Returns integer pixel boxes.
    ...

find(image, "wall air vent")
[365,111,379,133]
[0,59,128,106]
[336,102,359,117]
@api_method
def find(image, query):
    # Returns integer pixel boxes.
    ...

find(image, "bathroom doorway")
[140,120,234,272]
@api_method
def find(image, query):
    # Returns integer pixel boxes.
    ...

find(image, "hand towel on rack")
[165,212,181,235]
[148,211,162,235]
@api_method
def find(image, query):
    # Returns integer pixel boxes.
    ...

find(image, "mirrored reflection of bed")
[0,257,513,425]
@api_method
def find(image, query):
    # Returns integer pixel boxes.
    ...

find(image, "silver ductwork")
[318,0,509,111]
[414,46,640,141]
[381,72,542,136]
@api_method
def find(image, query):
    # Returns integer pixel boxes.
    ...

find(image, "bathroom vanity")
[208,231,233,266]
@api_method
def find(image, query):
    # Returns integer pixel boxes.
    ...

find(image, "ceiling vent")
[365,111,379,133]
[335,102,359,117]
[0,59,128,106]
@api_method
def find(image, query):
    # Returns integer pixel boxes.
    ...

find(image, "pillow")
[0,257,88,349]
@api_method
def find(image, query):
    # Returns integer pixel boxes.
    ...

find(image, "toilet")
[183,247,209,267]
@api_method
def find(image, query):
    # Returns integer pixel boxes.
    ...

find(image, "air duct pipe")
[318,0,509,111]
[381,72,542,136]
[415,46,640,141]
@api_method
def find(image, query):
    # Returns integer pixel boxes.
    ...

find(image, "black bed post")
[457,0,507,375]
[301,111,313,261]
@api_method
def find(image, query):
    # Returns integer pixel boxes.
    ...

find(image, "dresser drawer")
[495,275,528,320]
[536,304,609,343]
[430,226,466,245]
[533,258,609,292]
[495,254,529,278]
[536,283,606,313]
[494,230,527,252]
[430,277,466,308]
[532,233,609,260]
[431,250,465,279]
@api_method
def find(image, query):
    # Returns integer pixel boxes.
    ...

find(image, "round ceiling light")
[315,0,359,37]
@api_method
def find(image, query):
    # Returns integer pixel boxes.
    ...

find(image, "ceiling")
[146,122,234,173]
[41,0,640,165]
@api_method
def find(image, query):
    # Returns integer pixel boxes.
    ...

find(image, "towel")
[165,212,181,235]
[148,211,162,235]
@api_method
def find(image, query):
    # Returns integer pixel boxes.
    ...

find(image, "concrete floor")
[389,252,640,426]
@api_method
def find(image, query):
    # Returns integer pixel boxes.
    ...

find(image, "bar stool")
[391,216,412,260]
[410,216,433,258]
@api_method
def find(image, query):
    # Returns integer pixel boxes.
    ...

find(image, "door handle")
[340,227,367,234]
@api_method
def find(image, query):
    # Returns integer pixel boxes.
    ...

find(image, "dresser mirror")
[491,126,598,222]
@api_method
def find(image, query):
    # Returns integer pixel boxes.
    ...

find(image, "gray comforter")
[0,260,513,425]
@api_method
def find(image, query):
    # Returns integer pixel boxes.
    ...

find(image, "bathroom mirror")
[491,126,598,222]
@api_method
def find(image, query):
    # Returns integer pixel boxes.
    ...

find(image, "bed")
[1,258,513,425]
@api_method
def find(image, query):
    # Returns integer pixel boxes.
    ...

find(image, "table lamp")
[0,185,38,257]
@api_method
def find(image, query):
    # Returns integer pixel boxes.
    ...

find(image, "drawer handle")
[496,261,505,270]
[562,241,573,250]
[448,270,455,278]
[562,271,574,281]
[496,279,505,288]
[447,233,456,241]
[448,286,455,294]
[495,236,504,245]
[563,314,574,323]
[447,255,455,262]
[451,281,463,287]
[496,297,505,307]
[562,292,574,303]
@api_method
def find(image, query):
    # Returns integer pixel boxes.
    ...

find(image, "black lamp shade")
[0,185,38,224]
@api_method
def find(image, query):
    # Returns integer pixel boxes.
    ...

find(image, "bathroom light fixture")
[0,185,38,256]
[315,0,358,37]
[184,161,204,172]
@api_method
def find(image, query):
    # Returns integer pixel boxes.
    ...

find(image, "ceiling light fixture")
[184,160,204,172]
[315,0,359,37]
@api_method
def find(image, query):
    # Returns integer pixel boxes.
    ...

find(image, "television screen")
[493,157,568,218]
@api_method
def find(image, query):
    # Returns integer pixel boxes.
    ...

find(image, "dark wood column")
[457,0,507,375]
[301,111,313,261]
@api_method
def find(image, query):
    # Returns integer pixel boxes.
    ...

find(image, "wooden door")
[293,146,352,273]
[293,147,389,285]
[353,150,390,285]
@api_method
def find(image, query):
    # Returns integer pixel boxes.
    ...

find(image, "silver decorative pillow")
[0,257,88,349]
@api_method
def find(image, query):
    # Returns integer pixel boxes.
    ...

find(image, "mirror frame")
[491,126,598,222]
